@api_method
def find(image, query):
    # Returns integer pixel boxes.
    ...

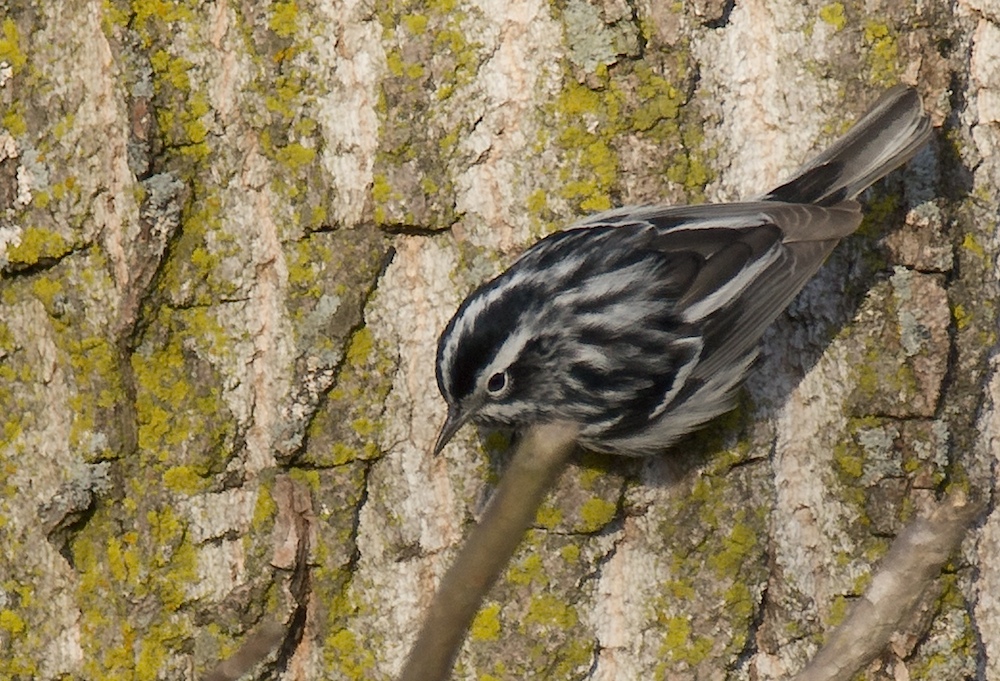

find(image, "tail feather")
[763,85,932,205]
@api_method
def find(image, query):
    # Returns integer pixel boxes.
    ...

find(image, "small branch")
[202,619,286,681]
[398,422,581,681]
[202,475,315,681]
[790,491,981,681]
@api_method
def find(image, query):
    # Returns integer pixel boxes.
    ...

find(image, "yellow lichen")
[275,142,317,170]
[0,609,26,634]
[534,503,563,528]
[6,227,71,266]
[346,327,374,365]
[0,17,26,73]
[953,303,972,330]
[524,593,577,630]
[324,629,377,679]
[863,20,899,86]
[470,603,502,641]
[402,13,428,35]
[819,2,847,31]
[507,552,547,586]
[578,497,616,532]
[560,544,580,563]
[252,483,277,529]
[269,0,299,38]
[163,466,208,494]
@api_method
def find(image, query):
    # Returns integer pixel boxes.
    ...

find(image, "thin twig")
[202,619,286,681]
[202,475,314,681]
[398,422,580,681]
[790,491,981,681]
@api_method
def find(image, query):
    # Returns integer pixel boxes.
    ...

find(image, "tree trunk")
[0,0,998,679]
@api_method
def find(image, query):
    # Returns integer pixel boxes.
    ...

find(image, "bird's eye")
[486,371,508,396]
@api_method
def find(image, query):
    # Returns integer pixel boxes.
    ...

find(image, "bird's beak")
[432,406,470,456]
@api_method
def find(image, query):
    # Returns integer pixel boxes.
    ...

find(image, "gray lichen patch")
[456,526,608,679]
[284,226,391,460]
[1,250,130,464]
[595,455,772,678]
[372,0,493,230]
[884,202,952,272]
[300,323,397,468]
[561,0,641,73]
[846,269,951,419]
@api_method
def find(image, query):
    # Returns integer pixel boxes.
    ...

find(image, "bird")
[432,85,932,457]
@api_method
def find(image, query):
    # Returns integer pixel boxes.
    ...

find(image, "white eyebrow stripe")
[438,264,536,392]
[445,235,593,353]
[488,321,535,378]
[438,230,618,395]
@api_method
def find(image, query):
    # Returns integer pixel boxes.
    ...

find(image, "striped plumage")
[434,86,932,456]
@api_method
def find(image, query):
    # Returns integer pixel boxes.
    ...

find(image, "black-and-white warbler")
[433,86,932,457]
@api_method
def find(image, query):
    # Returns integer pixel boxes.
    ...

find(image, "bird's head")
[432,272,562,455]
[431,224,689,456]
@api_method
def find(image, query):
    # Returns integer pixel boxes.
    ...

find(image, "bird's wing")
[579,200,862,382]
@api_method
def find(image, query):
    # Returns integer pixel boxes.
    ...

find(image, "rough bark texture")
[0,0,998,680]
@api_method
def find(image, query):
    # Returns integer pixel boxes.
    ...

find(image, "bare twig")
[202,619,286,681]
[202,475,314,681]
[790,491,982,681]
[398,422,580,681]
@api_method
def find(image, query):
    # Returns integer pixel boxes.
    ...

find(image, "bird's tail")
[763,85,932,206]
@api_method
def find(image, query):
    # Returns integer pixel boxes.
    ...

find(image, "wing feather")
[576,199,864,410]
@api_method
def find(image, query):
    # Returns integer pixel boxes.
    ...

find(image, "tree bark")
[0,0,998,679]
